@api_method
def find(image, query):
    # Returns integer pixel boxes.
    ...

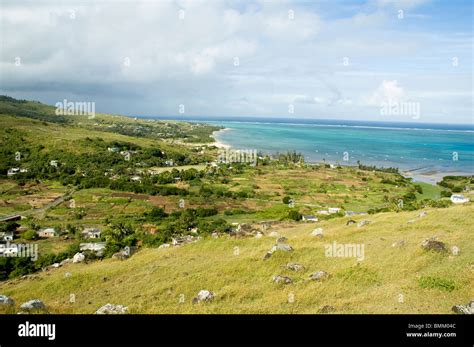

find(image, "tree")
[288,210,302,221]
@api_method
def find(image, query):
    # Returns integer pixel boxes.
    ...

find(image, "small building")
[165,160,174,166]
[37,228,56,238]
[81,227,101,239]
[328,207,342,214]
[317,210,329,215]
[302,215,318,222]
[450,195,469,204]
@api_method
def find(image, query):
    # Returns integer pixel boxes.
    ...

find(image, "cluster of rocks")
[451,300,473,314]
[229,223,260,238]
[95,303,128,314]
[272,269,331,286]
[421,238,460,256]
[263,238,294,260]
[171,235,201,247]
[193,290,215,303]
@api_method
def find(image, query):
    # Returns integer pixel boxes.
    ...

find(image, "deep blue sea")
[146,116,474,177]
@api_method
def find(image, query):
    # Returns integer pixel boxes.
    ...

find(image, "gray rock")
[211,232,219,239]
[112,248,130,260]
[418,211,428,218]
[451,246,460,256]
[421,238,447,252]
[346,220,356,226]
[392,240,406,248]
[271,243,293,252]
[0,295,14,306]
[158,243,170,248]
[284,263,305,272]
[452,301,473,314]
[20,299,46,311]
[309,271,331,281]
[60,258,72,266]
[263,251,273,260]
[43,263,61,271]
[311,228,323,237]
[357,220,371,228]
[72,252,85,263]
[319,305,336,313]
[192,290,215,303]
[272,275,292,284]
[95,303,128,314]
[277,236,288,243]
[255,231,264,239]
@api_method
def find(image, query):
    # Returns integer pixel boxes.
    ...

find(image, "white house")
[328,207,342,214]
[37,228,56,238]
[450,194,469,204]
[302,215,318,222]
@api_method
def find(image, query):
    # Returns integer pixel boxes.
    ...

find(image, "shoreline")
[211,128,232,149]
[209,126,472,185]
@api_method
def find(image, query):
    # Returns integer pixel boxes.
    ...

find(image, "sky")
[0,0,472,124]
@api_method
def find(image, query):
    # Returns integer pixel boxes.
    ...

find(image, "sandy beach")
[211,128,232,149]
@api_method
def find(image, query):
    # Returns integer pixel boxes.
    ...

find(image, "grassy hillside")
[1,204,472,314]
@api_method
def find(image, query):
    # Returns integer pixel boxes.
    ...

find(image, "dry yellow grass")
[1,204,473,314]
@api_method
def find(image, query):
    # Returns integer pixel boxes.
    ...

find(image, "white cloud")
[0,0,471,123]
[363,80,406,106]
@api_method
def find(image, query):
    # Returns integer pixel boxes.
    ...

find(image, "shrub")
[440,190,452,198]
[288,210,302,221]
[22,230,37,240]
[419,276,456,292]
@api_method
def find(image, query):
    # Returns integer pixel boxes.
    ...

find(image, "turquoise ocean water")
[207,120,474,176]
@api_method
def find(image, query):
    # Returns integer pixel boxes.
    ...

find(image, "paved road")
[0,188,77,221]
